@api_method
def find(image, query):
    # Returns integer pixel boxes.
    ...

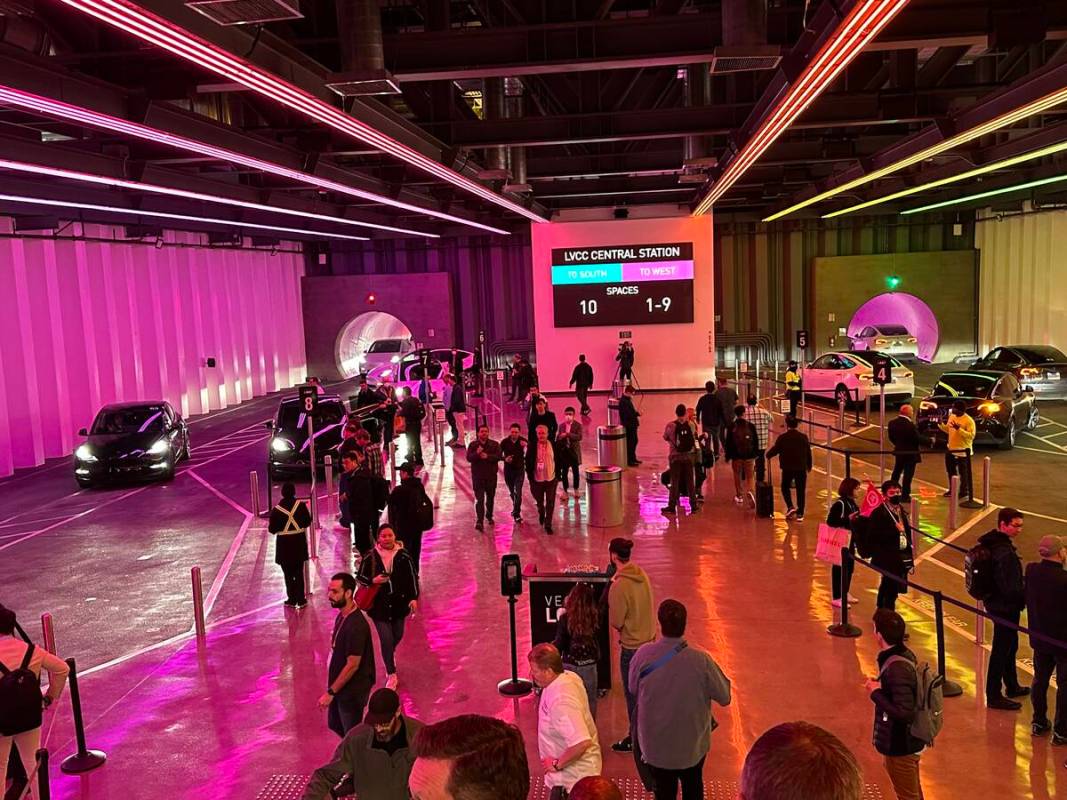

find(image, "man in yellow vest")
[784,361,802,418]
[939,401,976,499]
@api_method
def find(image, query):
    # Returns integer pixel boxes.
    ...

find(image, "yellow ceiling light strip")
[763,84,1067,222]
[822,138,1067,218]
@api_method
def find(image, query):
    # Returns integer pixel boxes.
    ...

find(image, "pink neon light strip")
[56,0,546,223]
[619,261,694,282]
[0,157,436,237]
[0,85,511,236]
[694,0,910,213]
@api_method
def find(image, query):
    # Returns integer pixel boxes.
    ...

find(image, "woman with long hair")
[828,477,861,608]
[553,582,601,717]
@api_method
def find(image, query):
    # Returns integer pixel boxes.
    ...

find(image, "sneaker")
[848,594,859,604]
[1033,722,1052,736]
[475,521,484,532]
[689,504,701,515]
[545,525,554,534]
[796,514,805,522]
[942,490,952,497]
[513,513,522,522]
[294,600,308,609]
[734,495,744,506]
[385,673,399,691]
[988,696,1022,711]
[611,736,633,753]
[1006,686,1031,699]
[1053,733,1067,746]
[747,491,756,508]
[785,508,797,519]
[487,515,495,524]
[831,598,842,608]
[283,600,299,608]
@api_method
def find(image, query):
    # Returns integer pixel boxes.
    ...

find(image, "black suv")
[266,395,347,478]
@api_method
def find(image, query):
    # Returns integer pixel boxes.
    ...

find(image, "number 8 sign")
[298,384,319,414]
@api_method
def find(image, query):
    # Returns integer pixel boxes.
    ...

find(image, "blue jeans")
[565,661,598,718]
[327,686,369,738]
[620,646,638,724]
[374,616,407,675]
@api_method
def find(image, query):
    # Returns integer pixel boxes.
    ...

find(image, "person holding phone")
[356,525,419,691]
[938,401,976,499]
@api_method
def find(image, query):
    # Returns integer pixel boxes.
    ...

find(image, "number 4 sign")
[298,384,319,414]
[872,357,892,386]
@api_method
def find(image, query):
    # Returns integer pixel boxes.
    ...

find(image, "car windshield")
[1013,346,1067,364]
[932,375,995,399]
[874,325,909,336]
[367,340,403,354]
[277,401,345,429]
[91,407,165,435]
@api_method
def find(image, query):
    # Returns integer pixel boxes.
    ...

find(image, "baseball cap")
[1038,535,1064,558]
[363,688,401,725]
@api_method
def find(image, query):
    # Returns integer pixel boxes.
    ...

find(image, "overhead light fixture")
[0,86,513,235]
[823,138,1067,218]
[0,157,436,238]
[0,192,368,239]
[900,173,1067,215]
[693,0,910,215]
[55,0,546,224]
[767,86,1067,221]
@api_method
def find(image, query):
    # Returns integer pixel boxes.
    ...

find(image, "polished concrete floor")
[2,373,1066,799]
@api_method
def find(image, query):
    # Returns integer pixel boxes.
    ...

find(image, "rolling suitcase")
[756,480,774,518]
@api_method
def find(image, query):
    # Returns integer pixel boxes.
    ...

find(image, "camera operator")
[616,341,635,384]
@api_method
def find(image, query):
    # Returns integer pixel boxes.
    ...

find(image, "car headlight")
[978,402,1001,415]
[148,439,170,456]
[75,444,97,462]
[390,355,400,363]
[920,401,938,411]
[271,437,294,453]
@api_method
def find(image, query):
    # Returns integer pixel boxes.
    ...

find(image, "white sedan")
[851,324,919,360]
[802,351,914,406]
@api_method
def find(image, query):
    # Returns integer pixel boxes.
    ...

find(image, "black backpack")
[731,421,757,459]
[415,487,434,531]
[674,421,695,454]
[964,541,996,601]
[0,644,42,736]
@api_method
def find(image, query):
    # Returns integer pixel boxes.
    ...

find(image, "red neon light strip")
[56,0,546,223]
[694,0,910,213]
[0,86,510,235]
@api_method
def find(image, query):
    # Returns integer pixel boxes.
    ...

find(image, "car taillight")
[906,337,917,343]
[858,373,873,381]
[875,338,888,345]
[1020,367,1040,377]
[978,402,1001,414]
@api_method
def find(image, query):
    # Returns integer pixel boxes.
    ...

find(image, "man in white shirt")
[528,643,602,799]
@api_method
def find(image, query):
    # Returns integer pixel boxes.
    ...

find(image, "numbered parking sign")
[298,384,319,414]
[796,329,809,349]
[872,357,892,386]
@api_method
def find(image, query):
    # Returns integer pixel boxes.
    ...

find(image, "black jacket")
[399,396,425,431]
[766,429,813,472]
[500,435,527,472]
[354,387,386,412]
[863,502,914,576]
[977,530,1025,615]
[528,409,558,443]
[466,438,501,482]
[617,395,640,428]
[268,499,311,565]
[723,418,759,461]
[570,362,594,389]
[357,547,420,622]
[616,346,634,369]
[347,469,387,522]
[826,496,859,530]
[872,644,924,757]
[387,477,429,534]
[1025,560,1067,655]
[888,416,923,464]
[695,392,725,428]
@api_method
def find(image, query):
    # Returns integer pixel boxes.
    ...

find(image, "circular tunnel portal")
[335,311,413,379]
[847,292,940,362]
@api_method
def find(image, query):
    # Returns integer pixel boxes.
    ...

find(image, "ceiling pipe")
[506,82,529,191]
[482,77,508,174]
[329,0,399,95]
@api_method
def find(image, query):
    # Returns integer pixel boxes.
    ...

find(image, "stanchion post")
[249,470,260,517]
[828,549,862,638]
[308,518,318,560]
[497,595,534,697]
[948,475,959,531]
[865,393,871,426]
[853,389,862,427]
[982,456,991,507]
[41,612,56,655]
[825,427,833,508]
[191,566,206,639]
[59,658,106,774]
[878,387,886,483]
[389,441,397,484]
[976,600,986,646]
[910,497,920,529]
[837,398,845,430]
[932,592,964,697]
[267,467,274,512]
[36,748,50,800]
[307,415,320,532]
[323,455,334,521]
[845,452,852,479]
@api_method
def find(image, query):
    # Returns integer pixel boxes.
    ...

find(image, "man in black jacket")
[528,396,558,444]
[695,381,725,460]
[765,416,813,521]
[979,507,1029,710]
[347,451,385,557]
[618,385,641,466]
[866,610,925,800]
[570,355,594,416]
[387,462,430,572]
[858,481,913,611]
[398,387,425,467]
[466,425,501,531]
[616,341,635,383]
[888,405,923,502]
[1028,535,1067,742]
[501,423,527,522]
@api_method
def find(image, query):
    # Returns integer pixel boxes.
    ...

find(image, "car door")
[803,355,836,395]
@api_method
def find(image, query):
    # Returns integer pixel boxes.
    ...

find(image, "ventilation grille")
[186,0,303,26]
[709,45,782,74]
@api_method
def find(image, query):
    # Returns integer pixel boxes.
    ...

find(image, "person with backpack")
[398,386,426,467]
[695,381,725,461]
[0,604,69,798]
[973,508,1029,710]
[1026,534,1067,743]
[356,525,419,691]
[268,482,312,607]
[662,404,700,516]
[865,609,934,800]
[765,415,813,522]
[387,462,433,573]
[724,405,759,508]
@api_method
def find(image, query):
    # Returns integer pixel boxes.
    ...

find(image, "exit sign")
[618,331,632,339]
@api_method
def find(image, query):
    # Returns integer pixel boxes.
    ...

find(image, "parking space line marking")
[914,506,995,565]
[1021,431,1067,453]
[0,486,148,553]
[1013,444,1067,458]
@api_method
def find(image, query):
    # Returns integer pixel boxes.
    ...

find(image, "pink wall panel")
[0,226,306,478]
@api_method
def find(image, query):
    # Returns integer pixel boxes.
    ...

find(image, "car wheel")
[834,384,851,409]
[999,418,1016,450]
[76,478,94,489]
[1027,405,1040,431]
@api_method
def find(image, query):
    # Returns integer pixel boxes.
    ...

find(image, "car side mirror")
[78,427,88,437]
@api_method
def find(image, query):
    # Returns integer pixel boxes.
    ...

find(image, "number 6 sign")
[298,384,319,414]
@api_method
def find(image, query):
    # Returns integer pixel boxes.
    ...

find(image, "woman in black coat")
[827,477,861,608]
[356,525,419,688]
[858,481,914,611]
[268,482,311,607]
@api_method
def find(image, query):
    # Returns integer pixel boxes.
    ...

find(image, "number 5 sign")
[298,384,319,414]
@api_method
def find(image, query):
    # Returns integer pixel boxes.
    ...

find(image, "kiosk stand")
[497,554,534,697]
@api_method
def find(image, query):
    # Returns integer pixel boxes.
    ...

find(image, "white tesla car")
[802,351,914,406]
[850,324,919,360]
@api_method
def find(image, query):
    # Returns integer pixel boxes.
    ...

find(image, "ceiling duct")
[505,80,530,193]
[186,0,303,26]
[710,0,781,74]
[326,0,399,96]
[481,77,508,175]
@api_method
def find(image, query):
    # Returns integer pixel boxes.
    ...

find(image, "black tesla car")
[266,394,348,478]
[970,345,1067,400]
[74,402,190,487]
[917,370,1038,450]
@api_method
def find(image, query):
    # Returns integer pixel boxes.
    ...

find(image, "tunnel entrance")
[335,311,413,379]
[847,292,940,362]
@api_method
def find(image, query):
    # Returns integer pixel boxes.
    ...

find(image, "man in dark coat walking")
[570,355,594,417]
[387,462,431,572]
[979,508,1029,710]
[888,405,923,502]
[1026,534,1067,742]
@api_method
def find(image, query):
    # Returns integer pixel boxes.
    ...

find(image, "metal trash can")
[597,424,627,467]
[585,466,624,527]
[607,397,621,427]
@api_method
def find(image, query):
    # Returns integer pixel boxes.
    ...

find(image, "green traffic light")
[886,275,901,291]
